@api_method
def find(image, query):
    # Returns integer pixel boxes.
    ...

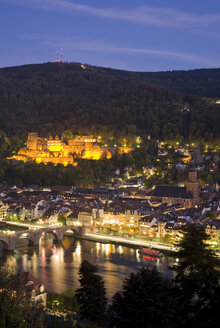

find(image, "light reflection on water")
[0,235,174,298]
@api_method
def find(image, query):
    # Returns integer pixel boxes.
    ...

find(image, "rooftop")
[152,185,192,199]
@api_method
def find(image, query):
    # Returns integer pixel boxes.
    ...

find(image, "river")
[0,232,175,299]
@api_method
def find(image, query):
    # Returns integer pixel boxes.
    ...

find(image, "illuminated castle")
[11,133,112,166]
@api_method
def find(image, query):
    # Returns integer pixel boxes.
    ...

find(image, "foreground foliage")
[110,267,176,328]
[172,225,220,327]
[76,260,107,327]
[0,266,44,328]
[47,290,79,313]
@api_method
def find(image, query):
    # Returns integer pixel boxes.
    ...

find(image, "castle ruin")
[11,133,113,166]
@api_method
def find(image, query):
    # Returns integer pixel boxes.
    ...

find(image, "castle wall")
[11,133,133,166]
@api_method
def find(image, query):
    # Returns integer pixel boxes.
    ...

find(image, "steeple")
[186,171,200,206]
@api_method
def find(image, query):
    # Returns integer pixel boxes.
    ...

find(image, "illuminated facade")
[205,223,220,248]
[117,147,134,155]
[102,210,143,227]
[11,133,112,166]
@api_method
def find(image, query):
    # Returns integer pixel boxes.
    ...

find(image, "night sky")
[1,0,220,71]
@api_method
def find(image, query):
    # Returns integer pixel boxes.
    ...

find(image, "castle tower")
[186,171,200,206]
[27,133,38,150]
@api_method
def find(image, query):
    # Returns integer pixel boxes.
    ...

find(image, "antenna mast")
[60,48,63,63]
[55,49,60,63]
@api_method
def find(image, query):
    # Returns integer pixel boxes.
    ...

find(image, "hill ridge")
[0,62,219,141]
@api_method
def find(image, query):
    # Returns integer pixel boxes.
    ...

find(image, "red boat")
[138,247,163,258]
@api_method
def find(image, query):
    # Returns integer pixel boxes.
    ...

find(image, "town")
[1,136,220,251]
[2,0,220,326]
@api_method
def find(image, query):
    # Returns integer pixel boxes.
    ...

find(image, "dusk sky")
[1,0,220,71]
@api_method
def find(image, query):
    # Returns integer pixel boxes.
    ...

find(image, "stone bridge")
[0,226,86,251]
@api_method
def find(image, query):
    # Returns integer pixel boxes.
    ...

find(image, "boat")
[138,247,163,258]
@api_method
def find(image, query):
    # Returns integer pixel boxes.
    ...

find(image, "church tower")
[186,171,200,206]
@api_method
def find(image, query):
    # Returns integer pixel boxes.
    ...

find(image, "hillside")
[0,62,219,142]
[141,68,220,98]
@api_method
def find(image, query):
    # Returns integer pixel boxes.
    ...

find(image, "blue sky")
[1,0,220,71]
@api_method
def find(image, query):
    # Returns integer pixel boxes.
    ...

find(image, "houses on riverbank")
[0,180,220,248]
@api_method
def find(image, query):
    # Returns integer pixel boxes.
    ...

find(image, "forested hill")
[141,68,220,98]
[0,62,219,141]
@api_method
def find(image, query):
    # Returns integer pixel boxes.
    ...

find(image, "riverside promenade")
[84,232,178,253]
[2,221,220,258]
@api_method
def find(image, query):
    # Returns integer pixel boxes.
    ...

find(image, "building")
[186,171,200,206]
[151,185,192,208]
[103,209,144,227]
[10,133,112,166]
[77,210,93,225]
[151,171,200,208]
[19,272,47,307]
[138,216,158,237]
[0,201,8,219]
[67,209,93,226]
[205,221,220,249]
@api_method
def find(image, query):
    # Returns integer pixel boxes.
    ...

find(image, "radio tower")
[60,48,63,63]
[55,49,60,63]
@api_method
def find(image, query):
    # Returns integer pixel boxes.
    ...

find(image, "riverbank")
[73,232,178,255]
[2,221,219,258]
[2,220,177,254]
[67,232,220,264]
[71,232,220,260]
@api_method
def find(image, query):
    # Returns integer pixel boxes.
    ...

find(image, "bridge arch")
[14,233,38,247]
[0,238,10,250]
[39,229,60,243]
[63,227,80,236]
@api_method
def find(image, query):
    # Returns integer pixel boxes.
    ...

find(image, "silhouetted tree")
[110,267,176,328]
[76,260,107,326]
[172,225,220,327]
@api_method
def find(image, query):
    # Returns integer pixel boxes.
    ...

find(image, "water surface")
[0,234,174,298]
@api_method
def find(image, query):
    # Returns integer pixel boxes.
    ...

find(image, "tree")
[110,267,176,328]
[172,225,220,327]
[47,290,79,314]
[75,260,107,326]
[58,215,67,226]
[0,266,43,328]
